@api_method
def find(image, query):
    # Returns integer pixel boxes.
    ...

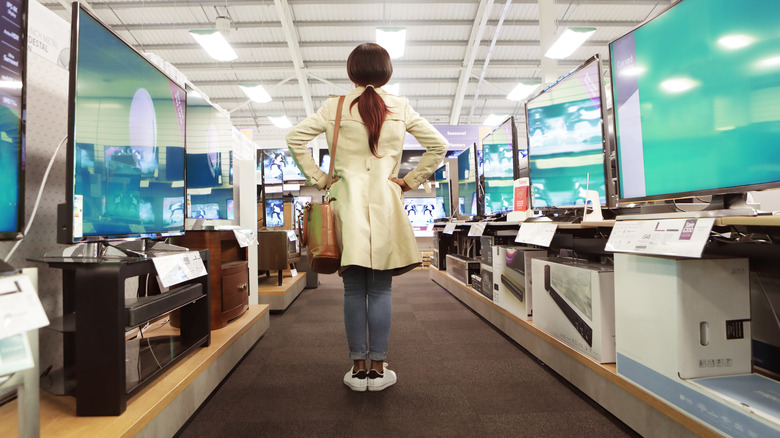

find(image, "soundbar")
[544,264,593,347]
[125,283,205,327]
[500,273,525,303]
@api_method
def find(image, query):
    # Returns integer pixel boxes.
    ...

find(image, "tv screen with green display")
[433,164,451,218]
[610,0,780,202]
[481,117,519,214]
[526,56,612,209]
[456,145,478,217]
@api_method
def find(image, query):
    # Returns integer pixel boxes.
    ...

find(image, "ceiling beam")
[274,0,314,116]
[469,0,512,120]
[450,0,493,125]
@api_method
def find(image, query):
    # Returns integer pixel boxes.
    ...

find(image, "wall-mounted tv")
[610,0,780,207]
[64,4,186,243]
[481,117,519,215]
[525,55,613,210]
[0,0,26,241]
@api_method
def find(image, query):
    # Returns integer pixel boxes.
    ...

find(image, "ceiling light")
[384,83,400,95]
[545,27,596,60]
[268,115,293,129]
[189,29,237,62]
[239,84,272,103]
[506,83,539,101]
[376,27,407,59]
[757,56,780,69]
[718,34,754,50]
[483,114,509,126]
[660,77,699,94]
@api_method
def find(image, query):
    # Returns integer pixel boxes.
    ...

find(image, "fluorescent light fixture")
[376,27,407,59]
[384,83,400,95]
[506,83,539,101]
[545,27,596,60]
[718,34,754,50]
[483,114,509,126]
[189,29,237,62]
[239,83,272,103]
[660,77,699,94]
[268,115,293,129]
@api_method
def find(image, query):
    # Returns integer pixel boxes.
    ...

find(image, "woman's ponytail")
[346,43,394,158]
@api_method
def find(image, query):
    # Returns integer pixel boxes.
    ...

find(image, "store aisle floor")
[176,269,639,437]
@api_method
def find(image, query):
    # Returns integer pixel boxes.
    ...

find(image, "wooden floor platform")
[0,304,270,438]
[429,267,721,438]
[258,271,306,311]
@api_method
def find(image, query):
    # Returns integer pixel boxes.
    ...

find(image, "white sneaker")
[367,363,397,392]
[343,368,368,392]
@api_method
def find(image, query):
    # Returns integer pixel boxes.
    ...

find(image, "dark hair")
[347,43,393,158]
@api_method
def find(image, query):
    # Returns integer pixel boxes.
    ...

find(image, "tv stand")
[618,193,757,220]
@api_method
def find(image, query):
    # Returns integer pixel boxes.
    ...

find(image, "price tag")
[443,223,457,235]
[152,252,208,288]
[605,218,715,258]
[291,268,298,277]
[287,230,298,241]
[0,274,50,340]
[233,229,257,248]
[468,222,486,237]
[0,334,34,377]
[515,222,558,247]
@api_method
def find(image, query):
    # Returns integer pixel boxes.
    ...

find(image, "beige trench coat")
[286,86,448,275]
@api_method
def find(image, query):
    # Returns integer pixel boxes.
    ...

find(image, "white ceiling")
[40,0,675,146]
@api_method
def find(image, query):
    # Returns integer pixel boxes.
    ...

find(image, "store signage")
[152,252,208,288]
[605,218,715,258]
[515,222,557,247]
[404,125,486,150]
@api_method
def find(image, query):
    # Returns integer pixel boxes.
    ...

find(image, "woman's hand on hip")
[389,177,411,192]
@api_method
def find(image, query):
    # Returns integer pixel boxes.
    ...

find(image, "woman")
[287,43,448,392]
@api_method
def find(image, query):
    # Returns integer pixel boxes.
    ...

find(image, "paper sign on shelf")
[0,274,50,340]
[468,222,487,237]
[443,223,457,235]
[605,218,715,258]
[233,229,257,248]
[287,230,298,242]
[515,222,558,247]
[291,268,298,277]
[152,252,208,288]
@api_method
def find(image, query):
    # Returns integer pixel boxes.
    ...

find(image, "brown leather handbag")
[301,96,345,274]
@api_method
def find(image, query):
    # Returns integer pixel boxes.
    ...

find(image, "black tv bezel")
[607,0,780,204]
[433,162,453,219]
[0,0,27,241]
[65,2,187,243]
[524,54,616,210]
[479,116,520,215]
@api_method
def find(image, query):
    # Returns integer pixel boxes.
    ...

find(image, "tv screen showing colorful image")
[403,198,438,230]
[189,203,220,220]
[283,150,306,181]
[265,199,284,228]
[163,197,185,228]
[262,149,285,184]
[481,117,518,214]
[456,145,478,217]
[226,198,234,221]
[433,164,451,218]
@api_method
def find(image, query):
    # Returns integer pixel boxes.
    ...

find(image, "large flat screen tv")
[185,87,234,221]
[481,117,519,215]
[261,149,285,184]
[610,0,780,205]
[456,144,478,218]
[0,0,26,241]
[64,4,186,243]
[525,55,613,209]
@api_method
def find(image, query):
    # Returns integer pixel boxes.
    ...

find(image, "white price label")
[515,222,558,247]
[152,252,208,288]
[0,275,50,340]
[443,223,457,235]
[291,268,298,277]
[468,222,487,237]
[287,230,298,241]
[605,218,715,258]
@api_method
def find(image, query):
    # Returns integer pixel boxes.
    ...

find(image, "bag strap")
[325,95,346,191]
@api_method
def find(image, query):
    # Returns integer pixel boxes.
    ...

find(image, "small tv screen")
[0,0,26,240]
[265,199,284,228]
[456,145,478,217]
[293,196,311,228]
[319,151,331,173]
[262,149,285,184]
[526,56,610,209]
[481,117,518,214]
[610,0,780,202]
[66,4,186,242]
[282,150,306,182]
[403,198,437,230]
[433,164,451,218]
[189,203,220,219]
[226,198,234,221]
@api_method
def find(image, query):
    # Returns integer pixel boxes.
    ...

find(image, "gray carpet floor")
[176,269,639,437]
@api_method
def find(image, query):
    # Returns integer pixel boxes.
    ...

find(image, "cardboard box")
[480,263,494,301]
[492,246,546,321]
[750,271,780,377]
[614,254,751,380]
[446,254,480,285]
[532,257,615,363]
[471,273,482,294]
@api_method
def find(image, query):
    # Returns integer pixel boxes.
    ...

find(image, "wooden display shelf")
[258,271,307,311]
[0,305,270,438]
[429,267,721,438]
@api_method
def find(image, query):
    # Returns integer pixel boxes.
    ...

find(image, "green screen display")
[611,0,780,201]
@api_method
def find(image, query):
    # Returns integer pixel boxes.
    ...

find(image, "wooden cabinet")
[257,230,301,285]
[171,231,249,330]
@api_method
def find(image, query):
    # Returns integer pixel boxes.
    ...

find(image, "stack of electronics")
[474,236,494,300]
[445,254,480,285]
[492,246,546,321]
[432,229,456,270]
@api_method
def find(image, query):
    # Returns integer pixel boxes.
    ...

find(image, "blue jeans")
[342,266,393,361]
